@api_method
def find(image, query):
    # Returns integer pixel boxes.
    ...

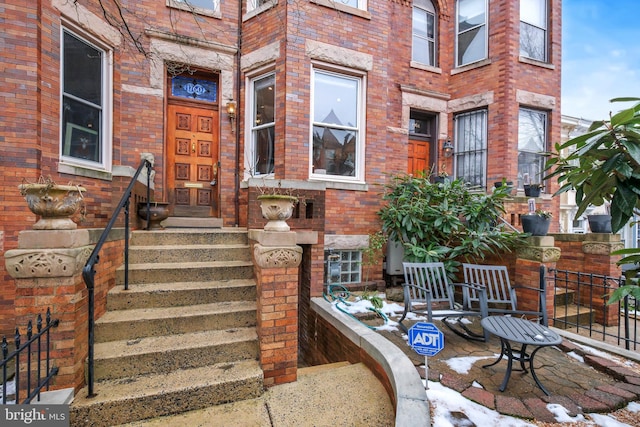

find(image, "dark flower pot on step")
[587,214,612,233]
[521,214,550,236]
[523,184,542,197]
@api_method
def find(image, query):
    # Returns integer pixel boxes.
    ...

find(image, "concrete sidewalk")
[118,362,395,427]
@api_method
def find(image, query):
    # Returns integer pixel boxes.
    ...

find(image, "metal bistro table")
[481,316,562,395]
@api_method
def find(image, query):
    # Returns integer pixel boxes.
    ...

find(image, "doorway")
[408,111,437,176]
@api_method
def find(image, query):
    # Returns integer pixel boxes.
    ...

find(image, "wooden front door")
[408,138,431,175]
[167,103,219,217]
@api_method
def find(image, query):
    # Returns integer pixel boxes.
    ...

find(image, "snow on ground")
[335,294,640,426]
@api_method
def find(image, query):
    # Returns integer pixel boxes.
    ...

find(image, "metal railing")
[1,308,59,404]
[548,268,638,351]
[82,158,153,397]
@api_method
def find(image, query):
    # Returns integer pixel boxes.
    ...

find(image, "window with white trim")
[517,108,547,189]
[247,0,275,13]
[520,0,547,62]
[412,0,437,66]
[454,109,487,188]
[456,0,487,67]
[249,73,275,176]
[332,0,367,10]
[168,0,220,16]
[311,67,364,181]
[61,29,110,169]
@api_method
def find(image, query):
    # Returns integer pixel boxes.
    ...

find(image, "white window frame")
[454,109,487,188]
[412,0,437,66]
[246,71,276,177]
[520,0,548,62]
[310,64,366,183]
[167,0,221,18]
[517,107,547,189]
[247,0,277,14]
[60,27,112,172]
[455,0,488,67]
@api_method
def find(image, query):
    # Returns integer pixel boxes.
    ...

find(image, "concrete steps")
[71,228,262,426]
[552,288,596,328]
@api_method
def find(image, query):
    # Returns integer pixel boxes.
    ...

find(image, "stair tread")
[130,243,250,250]
[119,260,253,270]
[97,300,256,324]
[94,327,257,359]
[109,279,255,294]
[72,359,262,407]
[554,304,595,316]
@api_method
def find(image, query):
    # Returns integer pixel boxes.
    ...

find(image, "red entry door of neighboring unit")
[166,103,220,217]
[408,138,431,175]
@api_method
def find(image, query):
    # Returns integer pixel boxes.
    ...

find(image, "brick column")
[582,233,624,326]
[515,235,561,326]
[249,230,302,387]
[4,229,93,393]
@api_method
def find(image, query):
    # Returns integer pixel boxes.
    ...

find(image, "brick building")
[0,0,561,335]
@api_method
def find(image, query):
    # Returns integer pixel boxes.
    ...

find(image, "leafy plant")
[545,97,640,303]
[362,230,386,285]
[533,209,553,219]
[360,289,384,310]
[377,174,526,277]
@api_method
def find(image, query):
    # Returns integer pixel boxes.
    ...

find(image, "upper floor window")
[248,0,276,13]
[456,0,487,67]
[61,29,110,169]
[520,0,547,61]
[454,109,487,188]
[311,67,365,182]
[517,108,547,189]
[248,73,275,176]
[412,0,437,66]
[333,0,367,10]
[168,0,219,16]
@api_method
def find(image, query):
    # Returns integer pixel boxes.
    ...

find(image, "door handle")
[192,142,196,153]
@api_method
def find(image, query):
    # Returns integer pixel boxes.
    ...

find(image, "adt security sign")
[408,322,444,357]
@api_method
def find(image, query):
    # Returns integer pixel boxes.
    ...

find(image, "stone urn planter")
[521,214,550,236]
[587,214,612,233]
[19,181,86,230]
[137,201,170,230]
[257,195,297,232]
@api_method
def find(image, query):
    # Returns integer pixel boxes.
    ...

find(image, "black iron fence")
[548,268,638,351]
[1,308,59,404]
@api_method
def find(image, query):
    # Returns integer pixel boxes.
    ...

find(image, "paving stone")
[596,383,637,400]
[523,397,558,423]
[495,395,533,419]
[542,395,583,417]
[440,372,472,393]
[461,386,495,410]
[585,389,628,411]
[617,382,640,397]
[568,392,610,413]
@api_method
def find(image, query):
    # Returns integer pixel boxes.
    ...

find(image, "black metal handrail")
[1,308,59,404]
[82,158,153,397]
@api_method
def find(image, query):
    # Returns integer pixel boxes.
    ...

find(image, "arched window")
[412,0,437,66]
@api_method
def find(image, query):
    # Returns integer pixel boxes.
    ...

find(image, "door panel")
[408,138,431,176]
[167,104,219,217]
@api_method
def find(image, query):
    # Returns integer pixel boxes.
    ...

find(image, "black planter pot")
[494,181,514,195]
[137,202,170,230]
[587,214,612,233]
[521,215,550,236]
[523,185,542,197]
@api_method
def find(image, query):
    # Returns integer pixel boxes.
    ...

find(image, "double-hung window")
[456,0,487,67]
[454,110,487,188]
[248,73,275,176]
[311,67,364,181]
[61,29,110,169]
[517,108,547,189]
[520,0,547,62]
[168,0,220,16]
[412,0,437,66]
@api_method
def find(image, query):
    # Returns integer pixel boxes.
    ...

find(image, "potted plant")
[587,203,612,233]
[256,180,303,232]
[494,178,514,195]
[19,176,86,230]
[545,97,640,304]
[523,183,543,197]
[520,209,552,236]
[136,200,170,230]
